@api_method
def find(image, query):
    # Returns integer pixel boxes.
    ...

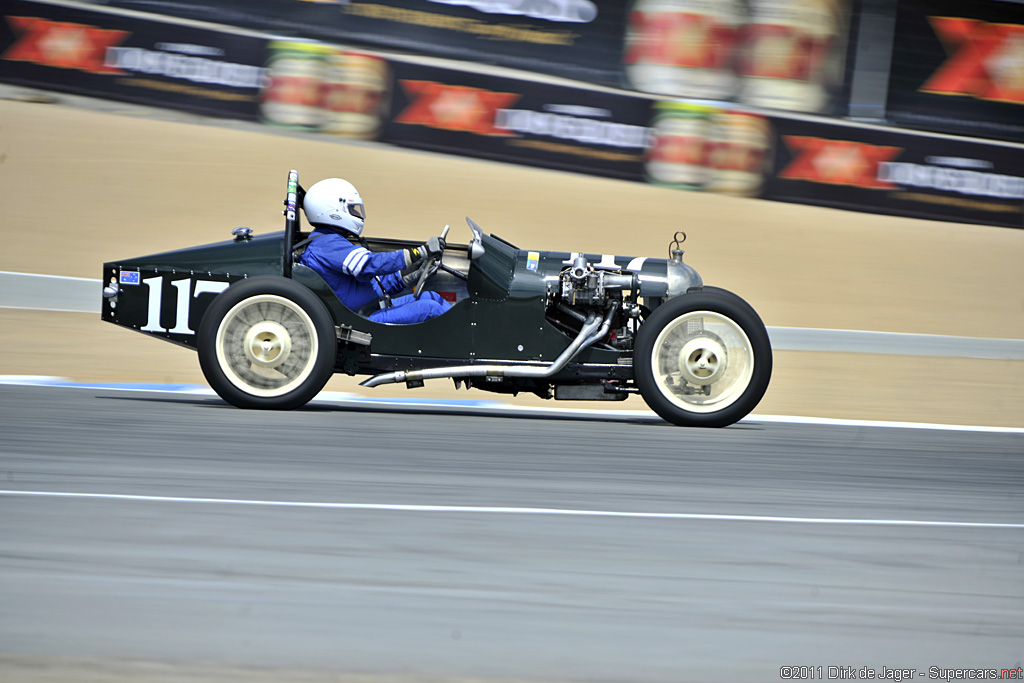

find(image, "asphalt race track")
[1,383,1022,682]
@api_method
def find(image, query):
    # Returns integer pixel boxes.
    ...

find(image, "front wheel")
[197,276,337,410]
[634,290,772,427]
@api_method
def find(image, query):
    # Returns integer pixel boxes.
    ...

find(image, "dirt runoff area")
[1,95,1022,427]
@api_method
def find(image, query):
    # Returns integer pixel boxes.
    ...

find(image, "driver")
[298,178,452,324]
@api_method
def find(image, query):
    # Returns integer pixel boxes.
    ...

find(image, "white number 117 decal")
[140,276,230,335]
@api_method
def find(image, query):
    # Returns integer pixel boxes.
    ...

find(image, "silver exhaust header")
[359,303,618,388]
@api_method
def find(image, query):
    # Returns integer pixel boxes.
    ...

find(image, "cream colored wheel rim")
[243,321,292,369]
[215,294,319,397]
[651,310,754,413]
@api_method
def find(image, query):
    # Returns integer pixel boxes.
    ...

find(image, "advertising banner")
[0,0,269,119]
[104,0,629,88]
[886,0,1024,142]
[762,115,1024,228]
[382,60,655,181]
[622,0,852,115]
[644,101,772,197]
[258,40,392,140]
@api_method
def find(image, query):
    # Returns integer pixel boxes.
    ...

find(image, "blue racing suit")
[299,227,451,324]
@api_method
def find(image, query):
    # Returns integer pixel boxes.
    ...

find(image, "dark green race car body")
[102,171,772,427]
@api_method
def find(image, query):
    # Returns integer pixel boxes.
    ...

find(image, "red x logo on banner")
[395,81,521,136]
[3,16,129,74]
[780,137,902,189]
[923,17,1024,104]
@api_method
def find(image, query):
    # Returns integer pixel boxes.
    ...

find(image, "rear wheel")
[197,276,336,409]
[634,290,771,427]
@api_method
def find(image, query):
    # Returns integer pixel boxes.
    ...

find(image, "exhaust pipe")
[360,303,618,388]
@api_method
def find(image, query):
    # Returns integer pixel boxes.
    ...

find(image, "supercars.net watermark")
[779,666,1023,681]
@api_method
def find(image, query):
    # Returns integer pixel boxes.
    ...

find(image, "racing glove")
[401,263,424,289]
[404,235,446,267]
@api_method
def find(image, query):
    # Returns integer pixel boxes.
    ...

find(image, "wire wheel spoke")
[652,310,754,413]
[215,295,319,397]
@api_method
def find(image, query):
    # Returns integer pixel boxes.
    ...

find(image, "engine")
[544,255,640,351]
[544,235,702,351]
[558,255,639,308]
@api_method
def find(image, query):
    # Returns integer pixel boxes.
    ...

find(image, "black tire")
[634,290,772,427]
[197,276,337,410]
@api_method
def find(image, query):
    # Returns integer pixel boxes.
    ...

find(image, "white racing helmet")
[302,178,366,236]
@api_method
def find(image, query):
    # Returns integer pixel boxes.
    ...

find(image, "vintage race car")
[102,170,772,427]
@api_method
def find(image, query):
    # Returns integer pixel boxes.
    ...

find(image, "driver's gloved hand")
[405,235,446,266]
[400,264,423,289]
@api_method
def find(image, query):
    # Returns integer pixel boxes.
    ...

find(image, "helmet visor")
[348,202,366,220]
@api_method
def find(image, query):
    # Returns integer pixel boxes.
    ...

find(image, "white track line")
[2,490,1022,529]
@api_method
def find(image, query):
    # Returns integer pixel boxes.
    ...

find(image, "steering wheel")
[413,224,449,299]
